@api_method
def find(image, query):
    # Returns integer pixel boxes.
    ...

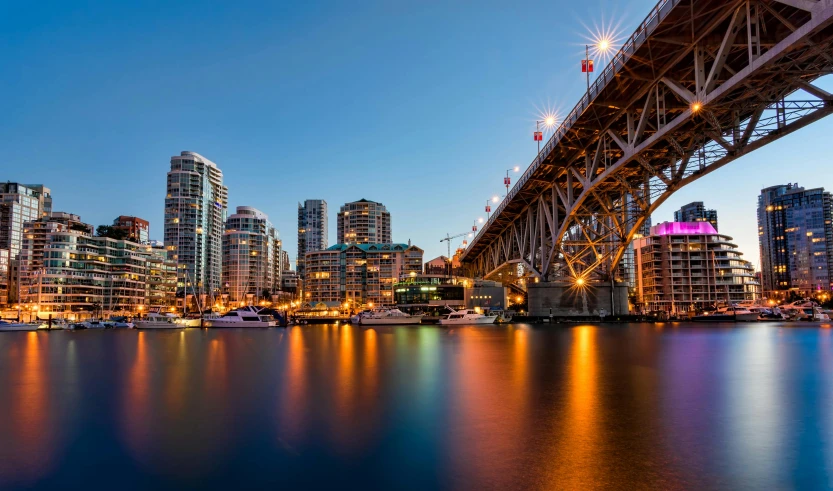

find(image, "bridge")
[461,0,833,305]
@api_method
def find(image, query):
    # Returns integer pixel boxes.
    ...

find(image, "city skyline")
[2,0,832,268]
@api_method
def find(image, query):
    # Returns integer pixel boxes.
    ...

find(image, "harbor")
[3,322,833,489]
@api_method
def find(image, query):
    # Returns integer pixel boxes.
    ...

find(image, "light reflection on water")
[0,323,832,489]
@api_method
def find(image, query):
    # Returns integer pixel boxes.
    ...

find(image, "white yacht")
[135,313,183,329]
[438,308,498,326]
[778,300,830,321]
[715,306,759,322]
[205,306,276,328]
[358,308,422,326]
[350,310,371,324]
[179,313,221,327]
[0,320,40,332]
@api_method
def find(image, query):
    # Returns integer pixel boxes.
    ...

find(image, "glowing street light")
[534,115,558,153]
[583,36,615,93]
[504,166,520,195]
[691,101,702,114]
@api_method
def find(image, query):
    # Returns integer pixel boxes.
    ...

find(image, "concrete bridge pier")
[527,281,629,317]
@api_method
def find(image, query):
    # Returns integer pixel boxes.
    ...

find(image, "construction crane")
[440,231,471,264]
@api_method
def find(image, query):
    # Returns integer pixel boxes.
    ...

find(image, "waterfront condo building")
[164,151,228,300]
[221,206,283,304]
[305,243,423,307]
[112,216,150,243]
[18,215,176,319]
[0,183,52,305]
[758,183,833,294]
[674,201,719,231]
[296,199,327,279]
[633,222,760,313]
[337,199,392,244]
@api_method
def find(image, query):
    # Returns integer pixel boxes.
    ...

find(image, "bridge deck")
[462,0,832,272]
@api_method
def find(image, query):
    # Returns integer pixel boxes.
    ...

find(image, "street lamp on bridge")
[534,116,557,153]
[583,36,615,93]
[504,166,520,196]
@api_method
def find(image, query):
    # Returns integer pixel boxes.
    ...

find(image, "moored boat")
[0,320,40,332]
[438,308,497,326]
[692,306,759,322]
[358,308,422,326]
[135,313,182,329]
[205,306,276,328]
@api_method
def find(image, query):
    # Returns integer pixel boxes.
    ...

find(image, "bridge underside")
[463,0,833,284]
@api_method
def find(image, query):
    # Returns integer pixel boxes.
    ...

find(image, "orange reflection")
[544,325,601,487]
[164,331,188,416]
[122,331,152,460]
[450,328,531,482]
[330,326,358,451]
[1,332,53,483]
[278,326,308,442]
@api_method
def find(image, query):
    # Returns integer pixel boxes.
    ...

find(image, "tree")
[261,289,272,302]
[96,225,129,240]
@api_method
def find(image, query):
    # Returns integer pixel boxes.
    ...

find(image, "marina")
[2,322,833,489]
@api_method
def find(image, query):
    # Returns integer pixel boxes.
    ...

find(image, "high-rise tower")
[758,183,833,294]
[336,199,391,245]
[297,199,328,278]
[164,151,228,300]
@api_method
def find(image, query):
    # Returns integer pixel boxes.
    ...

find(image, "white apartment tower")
[164,151,228,299]
[337,199,392,244]
[222,206,282,303]
[297,199,328,278]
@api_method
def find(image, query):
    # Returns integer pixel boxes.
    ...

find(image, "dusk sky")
[3,0,831,267]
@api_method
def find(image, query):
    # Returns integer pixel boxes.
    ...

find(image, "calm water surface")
[1,323,833,490]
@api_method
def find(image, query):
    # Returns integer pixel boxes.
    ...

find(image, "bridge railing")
[465,0,679,257]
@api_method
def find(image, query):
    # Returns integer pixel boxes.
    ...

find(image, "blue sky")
[2,0,831,268]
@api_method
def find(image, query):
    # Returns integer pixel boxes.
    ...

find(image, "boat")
[350,310,371,324]
[438,308,498,326]
[358,308,422,326]
[178,313,221,327]
[205,306,276,328]
[134,313,183,329]
[83,319,112,329]
[692,306,759,322]
[796,306,830,321]
[747,306,787,321]
[0,320,40,331]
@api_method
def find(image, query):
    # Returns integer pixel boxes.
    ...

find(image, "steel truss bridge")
[461,0,833,285]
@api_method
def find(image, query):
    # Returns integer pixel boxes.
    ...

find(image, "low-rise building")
[305,243,423,307]
[394,274,465,314]
[112,216,150,243]
[17,215,176,319]
[633,221,761,313]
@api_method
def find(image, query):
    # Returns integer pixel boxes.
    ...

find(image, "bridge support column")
[527,281,629,317]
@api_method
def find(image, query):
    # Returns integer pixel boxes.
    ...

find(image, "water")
[1,323,832,490]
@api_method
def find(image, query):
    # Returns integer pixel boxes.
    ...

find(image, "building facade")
[112,216,150,243]
[296,199,327,279]
[19,223,167,318]
[633,222,760,313]
[164,151,228,300]
[221,206,282,304]
[0,183,52,305]
[674,201,719,231]
[337,199,392,245]
[758,183,833,294]
[305,243,423,307]
[619,192,652,288]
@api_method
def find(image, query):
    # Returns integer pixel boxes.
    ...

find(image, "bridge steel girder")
[463,0,833,283]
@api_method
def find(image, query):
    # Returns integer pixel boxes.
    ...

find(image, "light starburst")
[576,10,628,67]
